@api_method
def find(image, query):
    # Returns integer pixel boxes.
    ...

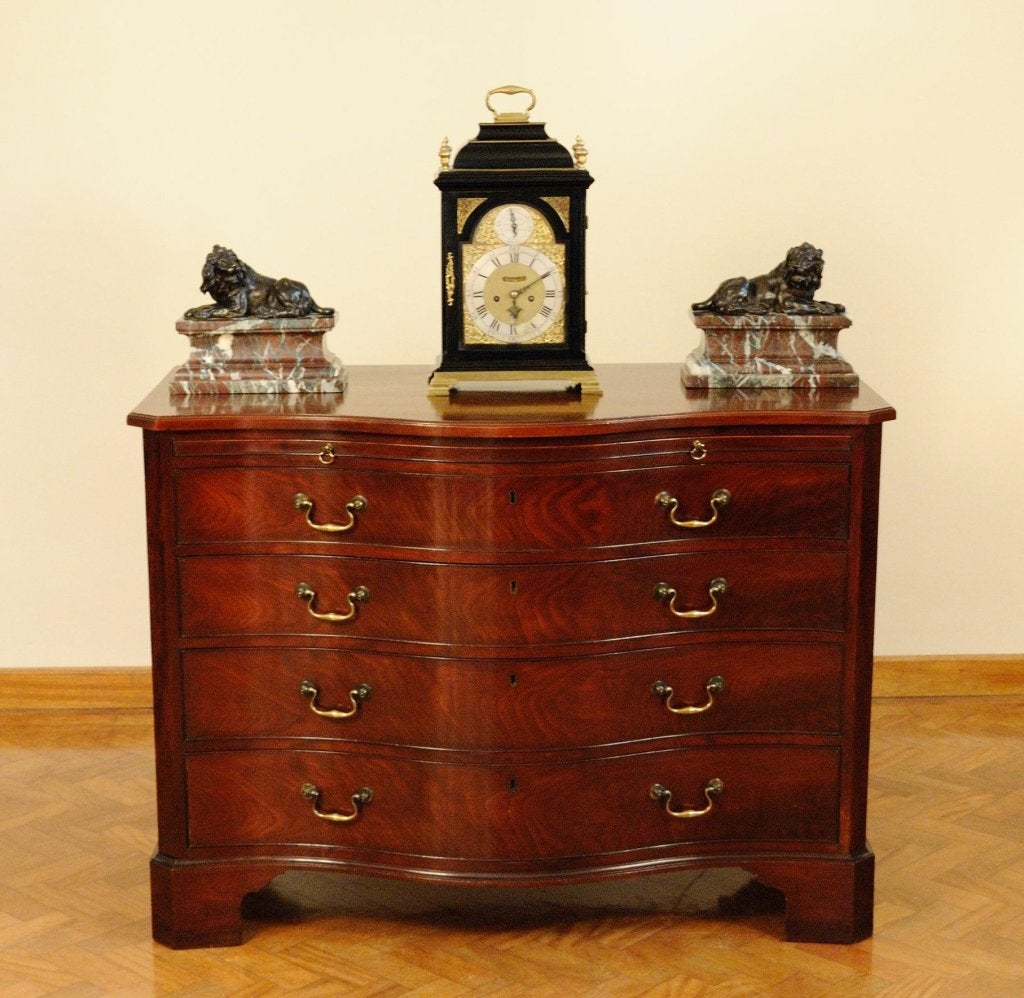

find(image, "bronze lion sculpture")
[692,242,844,316]
[184,245,334,320]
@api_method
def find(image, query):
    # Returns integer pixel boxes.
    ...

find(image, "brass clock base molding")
[427,368,602,397]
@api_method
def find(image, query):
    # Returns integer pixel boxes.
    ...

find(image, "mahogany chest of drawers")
[128,364,895,948]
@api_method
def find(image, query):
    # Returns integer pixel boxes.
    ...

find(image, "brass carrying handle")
[300,782,373,823]
[655,488,730,529]
[649,778,724,819]
[299,679,372,719]
[293,492,367,533]
[296,582,370,623]
[652,676,725,715]
[485,84,536,122]
[654,578,727,619]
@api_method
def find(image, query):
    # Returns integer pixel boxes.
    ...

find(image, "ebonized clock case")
[432,114,596,392]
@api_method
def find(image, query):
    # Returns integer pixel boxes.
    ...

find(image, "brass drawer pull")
[296,582,370,623]
[655,488,730,529]
[293,492,367,533]
[649,778,724,819]
[299,679,372,719]
[652,675,725,715]
[689,440,708,461]
[654,578,727,619]
[300,782,373,823]
[318,443,336,465]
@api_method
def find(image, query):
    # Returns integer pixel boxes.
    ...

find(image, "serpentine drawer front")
[184,746,842,857]
[180,642,845,747]
[173,455,851,550]
[129,363,894,948]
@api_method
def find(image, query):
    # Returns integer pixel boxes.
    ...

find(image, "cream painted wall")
[2,0,1022,667]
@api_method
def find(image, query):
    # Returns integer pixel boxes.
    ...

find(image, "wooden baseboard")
[0,668,152,712]
[0,657,1022,712]
[872,655,1024,698]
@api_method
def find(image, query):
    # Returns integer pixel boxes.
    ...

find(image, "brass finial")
[438,136,452,171]
[573,136,589,169]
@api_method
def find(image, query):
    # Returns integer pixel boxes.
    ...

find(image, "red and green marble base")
[170,316,346,395]
[683,312,858,389]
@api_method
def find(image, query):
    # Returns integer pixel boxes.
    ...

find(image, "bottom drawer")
[186,746,840,859]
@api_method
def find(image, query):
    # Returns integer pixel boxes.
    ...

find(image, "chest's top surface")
[127,364,895,437]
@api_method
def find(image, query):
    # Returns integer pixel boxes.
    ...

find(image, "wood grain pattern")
[176,550,848,645]
[183,744,841,858]
[180,641,845,746]
[130,364,894,947]
[173,458,851,549]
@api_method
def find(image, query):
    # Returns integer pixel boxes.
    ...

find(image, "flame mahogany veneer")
[129,364,894,948]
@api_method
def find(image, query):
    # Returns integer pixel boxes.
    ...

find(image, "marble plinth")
[169,316,346,395]
[683,312,858,389]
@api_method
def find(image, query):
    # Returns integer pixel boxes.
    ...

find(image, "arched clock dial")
[464,244,564,343]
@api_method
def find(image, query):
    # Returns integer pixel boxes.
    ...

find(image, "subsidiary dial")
[464,246,564,343]
[494,204,535,245]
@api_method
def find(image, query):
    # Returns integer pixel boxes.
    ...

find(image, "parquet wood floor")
[0,697,1021,996]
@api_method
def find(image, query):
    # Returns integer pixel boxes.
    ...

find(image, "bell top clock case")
[430,86,598,395]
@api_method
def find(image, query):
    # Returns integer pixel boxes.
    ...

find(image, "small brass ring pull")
[689,440,708,461]
[299,679,372,719]
[649,778,724,819]
[296,582,370,623]
[300,782,373,823]
[655,489,730,529]
[652,675,725,715]
[318,443,336,465]
[293,493,367,533]
[654,578,728,619]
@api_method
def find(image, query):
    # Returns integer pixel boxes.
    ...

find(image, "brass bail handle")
[293,492,367,533]
[652,676,725,715]
[654,578,728,619]
[486,85,536,123]
[300,782,373,823]
[650,778,724,820]
[299,679,372,720]
[296,582,370,623]
[655,489,731,530]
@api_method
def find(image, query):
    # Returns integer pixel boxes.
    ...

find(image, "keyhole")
[509,579,518,595]
[509,673,517,687]
[509,489,517,505]
[508,778,518,794]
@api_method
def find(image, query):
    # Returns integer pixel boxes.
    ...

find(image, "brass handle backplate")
[299,679,372,719]
[300,782,373,823]
[655,489,730,529]
[296,582,370,623]
[649,778,724,819]
[654,578,727,619]
[652,675,725,715]
[293,492,367,533]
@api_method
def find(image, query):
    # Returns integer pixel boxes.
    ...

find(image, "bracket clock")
[429,86,599,395]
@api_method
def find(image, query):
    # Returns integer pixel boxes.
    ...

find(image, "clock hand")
[509,270,552,300]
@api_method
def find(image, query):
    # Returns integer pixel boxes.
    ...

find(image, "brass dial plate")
[461,204,566,346]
